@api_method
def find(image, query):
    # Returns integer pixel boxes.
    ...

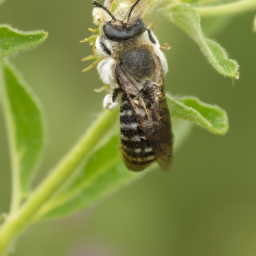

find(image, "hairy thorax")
[118,45,156,81]
[96,29,168,110]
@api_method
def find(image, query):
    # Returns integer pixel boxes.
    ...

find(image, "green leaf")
[165,4,239,79]
[34,118,192,221]
[0,25,48,57]
[33,92,227,221]
[0,60,45,196]
[34,133,137,220]
[167,94,228,135]
[201,16,232,37]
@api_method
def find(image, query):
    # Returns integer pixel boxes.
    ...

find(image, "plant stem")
[33,155,121,221]
[0,109,118,255]
[0,62,21,214]
[195,0,256,18]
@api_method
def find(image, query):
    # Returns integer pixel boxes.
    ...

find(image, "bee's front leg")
[103,88,121,111]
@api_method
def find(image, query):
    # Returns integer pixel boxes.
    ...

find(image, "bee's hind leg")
[103,88,121,111]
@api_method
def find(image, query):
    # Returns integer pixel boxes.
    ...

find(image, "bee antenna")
[92,1,116,21]
[126,0,140,22]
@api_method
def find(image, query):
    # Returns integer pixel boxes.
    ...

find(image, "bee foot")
[103,94,120,110]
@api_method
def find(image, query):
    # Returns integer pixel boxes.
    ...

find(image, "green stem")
[195,0,256,18]
[33,155,120,221]
[0,109,118,255]
[0,61,21,214]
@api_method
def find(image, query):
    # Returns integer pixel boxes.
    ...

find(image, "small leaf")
[201,16,233,37]
[33,93,227,221]
[166,4,239,79]
[0,25,48,57]
[167,94,228,135]
[34,119,192,221]
[34,134,137,220]
[0,60,45,195]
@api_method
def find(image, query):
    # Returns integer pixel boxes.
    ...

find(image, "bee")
[87,0,173,171]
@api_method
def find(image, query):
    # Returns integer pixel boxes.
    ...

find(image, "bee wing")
[116,64,173,171]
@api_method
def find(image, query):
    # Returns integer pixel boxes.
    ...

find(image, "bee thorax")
[120,46,156,80]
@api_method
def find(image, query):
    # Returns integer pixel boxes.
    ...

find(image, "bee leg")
[132,94,151,121]
[135,89,151,120]
[103,88,121,111]
[152,82,162,87]
[141,99,151,121]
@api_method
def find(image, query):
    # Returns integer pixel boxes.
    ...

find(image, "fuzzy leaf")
[0,25,48,57]
[33,92,228,221]
[166,4,239,78]
[34,134,136,220]
[34,118,192,221]
[0,60,45,195]
[167,94,228,135]
[201,16,233,37]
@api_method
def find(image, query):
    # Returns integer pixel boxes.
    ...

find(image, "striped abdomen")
[120,93,155,171]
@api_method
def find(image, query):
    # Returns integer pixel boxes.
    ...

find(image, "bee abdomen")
[120,94,155,171]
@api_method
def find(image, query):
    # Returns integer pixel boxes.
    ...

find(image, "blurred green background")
[1,0,256,255]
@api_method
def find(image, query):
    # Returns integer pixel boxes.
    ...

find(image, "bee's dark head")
[92,0,146,42]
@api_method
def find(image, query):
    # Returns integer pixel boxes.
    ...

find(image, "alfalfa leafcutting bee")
[87,0,173,171]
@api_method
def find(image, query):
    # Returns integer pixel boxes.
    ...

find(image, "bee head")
[92,0,146,42]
